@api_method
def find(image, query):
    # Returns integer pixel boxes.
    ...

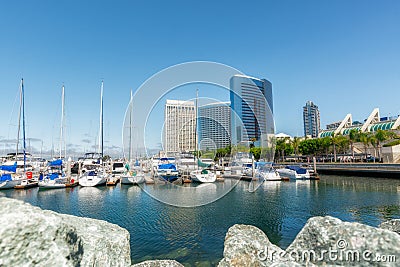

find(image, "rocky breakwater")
[219,216,400,266]
[0,197,131,267]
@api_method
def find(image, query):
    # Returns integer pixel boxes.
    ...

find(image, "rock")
[379,219,400,235]
[286,216,400,266]
[219,217,400,266]
[0,197,130,267]
[218,224,285,267]
[131,260,184,267]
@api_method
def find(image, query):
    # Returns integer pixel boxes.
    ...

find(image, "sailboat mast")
[129,90,132,162]
[16,79,23,162]
[98,81,104,158]
[60,85,65,159]
[22,79,26,172]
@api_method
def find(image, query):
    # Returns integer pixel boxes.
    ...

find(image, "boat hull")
[190,170,216,183]
[121,175,145,185]
[79,174,107,187]
[0,179,21,189]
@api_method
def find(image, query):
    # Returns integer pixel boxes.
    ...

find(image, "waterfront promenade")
[316,163,400,178]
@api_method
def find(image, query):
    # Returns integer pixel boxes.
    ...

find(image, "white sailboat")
[79,81,108,187]
[0,79,28,189]
[190,89,216,183]
[121,90,145,185]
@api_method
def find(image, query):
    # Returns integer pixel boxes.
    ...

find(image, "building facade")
[198,102,231,150]
[164,100,196,154]
[230,74,274,147]
[303,101,320,138]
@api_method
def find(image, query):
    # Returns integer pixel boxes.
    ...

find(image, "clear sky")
[0,0,399,157]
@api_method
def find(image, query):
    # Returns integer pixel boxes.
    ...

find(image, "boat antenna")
[16,79,23,164]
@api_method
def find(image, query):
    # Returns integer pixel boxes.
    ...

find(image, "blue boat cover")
[48,173,59,180]
[158,163,176,170]
[49,159,63,166]
[286,165,307,174]
[0,163,17,172]
[0,174,12,181]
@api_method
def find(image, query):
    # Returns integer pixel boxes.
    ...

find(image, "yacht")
[277,165,310,180]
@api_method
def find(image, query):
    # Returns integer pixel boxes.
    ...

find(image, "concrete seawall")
[316,163,400,178]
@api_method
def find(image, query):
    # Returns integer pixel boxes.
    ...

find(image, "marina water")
[1,175,400,266]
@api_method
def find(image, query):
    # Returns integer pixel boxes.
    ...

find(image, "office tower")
[230,74,274,146]
[198,102,231,150]
[303,101,320,138]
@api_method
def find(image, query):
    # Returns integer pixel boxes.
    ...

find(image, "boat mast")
[98,81,104,158]
[129,90,132,162]
[22,79,26,172]
[60,85,65,159]
[16,79,23,163]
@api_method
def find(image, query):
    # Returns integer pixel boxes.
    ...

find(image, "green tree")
[331,133,342,162]
[250,147,261,161]
[290,137,301,162]
[358,132,372,161]
[348,129,360,161]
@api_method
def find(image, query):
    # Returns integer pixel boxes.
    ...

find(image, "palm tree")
[331,133,341,162]
[290,137,301,162]
[348,129,360,162]
[358,132,372,161]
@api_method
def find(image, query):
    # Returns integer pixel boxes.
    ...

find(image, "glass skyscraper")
[303,100,320,138]
[230,74,274,147]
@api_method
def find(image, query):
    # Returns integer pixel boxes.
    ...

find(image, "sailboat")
[121,90,145,185]
[79,81,108,187]
[39,85,77,189]
[0,79,30,189]
[190,89,216,183]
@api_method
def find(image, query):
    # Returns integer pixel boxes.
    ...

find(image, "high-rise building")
[198,102,231,150]
[164,100,196,154]
[303,101,320,138]
[230,74,274,146]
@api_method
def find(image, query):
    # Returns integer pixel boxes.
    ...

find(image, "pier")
[316,163,400,178]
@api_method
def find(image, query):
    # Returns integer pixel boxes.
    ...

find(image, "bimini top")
[0,163,17,173]
[286,165,307,174]
[49,159,63,166]
[158,163,176,170]
[0,174,13,181]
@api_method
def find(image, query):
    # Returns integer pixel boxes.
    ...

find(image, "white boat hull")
[121,175,145,185]
[277,168,310,179]
[38,178,68,189]
[258,170,281,181]
[0,179,21,189]
[190,170,216,183]
[79,173,107,187]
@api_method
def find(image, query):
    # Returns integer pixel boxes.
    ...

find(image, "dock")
[65,181,79,187]
[15,182,38,189]
[316,163,400,178]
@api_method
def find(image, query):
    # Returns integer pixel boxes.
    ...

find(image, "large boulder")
[379,219,400,235]
[219,216,400,266]
[286,216,400,266]
[131,260,184,267]
[0,197,131,267]
[218,224,286,267]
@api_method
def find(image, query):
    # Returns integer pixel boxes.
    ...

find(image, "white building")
[164,100,196,154]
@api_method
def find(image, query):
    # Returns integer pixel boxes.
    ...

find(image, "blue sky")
[1,0,399,157]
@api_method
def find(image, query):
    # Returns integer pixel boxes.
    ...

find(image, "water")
[1,175,400,266]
